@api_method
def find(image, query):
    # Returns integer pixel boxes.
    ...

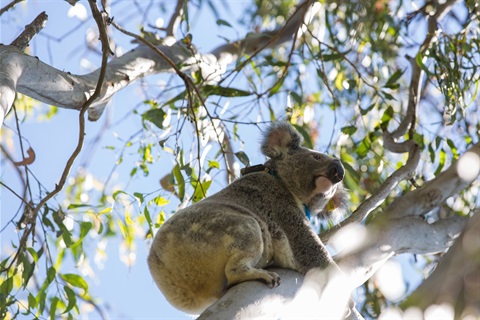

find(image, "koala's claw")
[264,271,281,288]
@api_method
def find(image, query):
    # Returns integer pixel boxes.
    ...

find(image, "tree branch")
[166,0,186,38]
[402,211,480,318]
[0,0,25,16]
[321,144,421,242]
[0,0,321,127]
[388,141,480,219]
[10,11,48,51]
[214,0,317,80]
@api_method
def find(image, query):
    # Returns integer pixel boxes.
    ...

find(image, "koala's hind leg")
[225,255,281,288]
[224,219,280,289]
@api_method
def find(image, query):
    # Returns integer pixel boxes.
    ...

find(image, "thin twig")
[0,0,25,16]
[215,0,316,85]
[10,11,48,51]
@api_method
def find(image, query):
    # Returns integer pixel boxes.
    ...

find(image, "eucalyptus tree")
[1,0,479,319]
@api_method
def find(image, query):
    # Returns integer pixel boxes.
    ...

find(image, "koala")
[148,122,348,314]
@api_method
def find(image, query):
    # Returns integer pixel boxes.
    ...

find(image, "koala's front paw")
[262,271,281,288]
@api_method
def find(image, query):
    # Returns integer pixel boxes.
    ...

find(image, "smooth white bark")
[0,0,317,126]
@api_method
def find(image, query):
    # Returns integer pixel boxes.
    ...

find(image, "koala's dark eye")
[313,154,322,160]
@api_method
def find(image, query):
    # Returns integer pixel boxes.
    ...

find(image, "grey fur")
[148,122,348,314]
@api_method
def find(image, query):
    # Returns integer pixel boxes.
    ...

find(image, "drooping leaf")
[173,165,185,201]
[192,179,212,203]
[50,297,59,320]
[61,273,88,292]
[216,19,232,27]
[143,109,166,129]
[356,136,371,159]
[292,124,313,149]
[235,151,250,167]
[380,105,394,129]
[341,125,357,136]
[208,160,220,169]
[202,85,252,97]
[434,148,446,176]
[63,285,77,314]
[384,69,405,89]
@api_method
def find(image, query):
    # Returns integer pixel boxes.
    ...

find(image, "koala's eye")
[313,154,322,160]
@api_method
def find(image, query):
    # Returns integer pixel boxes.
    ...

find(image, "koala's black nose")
[327,160,344,184]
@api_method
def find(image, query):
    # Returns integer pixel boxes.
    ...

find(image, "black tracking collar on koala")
[240,164,266,176]
[240,164,278,176]
[240,164,337,215]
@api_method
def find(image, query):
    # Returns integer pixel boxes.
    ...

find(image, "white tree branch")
[402,211,480,316]
[0,0,319,127]
[322,144,422,242]
[165,0,186,38]
[388,142,480,219]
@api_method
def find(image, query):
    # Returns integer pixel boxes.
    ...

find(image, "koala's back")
[147,172,300,313]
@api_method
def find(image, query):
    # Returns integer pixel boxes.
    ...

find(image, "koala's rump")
[148,202,274,314]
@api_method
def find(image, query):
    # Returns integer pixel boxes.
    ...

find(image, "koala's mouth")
[314,175,338,196]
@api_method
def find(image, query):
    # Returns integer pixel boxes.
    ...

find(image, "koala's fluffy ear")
[261,122,303,159]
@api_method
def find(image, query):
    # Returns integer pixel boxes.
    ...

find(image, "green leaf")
[28,293,37,309]
[413,133,425,149]
[235,151,250,167]
[268,77,285,97]
[192,180,212,203]
[360,103,376,115]
[50,297,59,320]
[153,196,170,206]
[71,221,92,249]
[63,285,77,314]
[202,85,252,97]
[130,167,138,177]
[341,125,357,136]
[0,277,13,295]
[173,164,185,201]
[37,290,47,314]
[342,161,361,182]
[290,91,303,105]
[67,204,90,209]
[322,52,344,61]
[134,192,144,204]
[216,19,232,27]
[381,91,396,101]
[384,69,405,89]
[143,109,166,129]
[380,106,394,128]
[428,143,435,163]
[208,160,220,169]
[20,253,34,288]
[416,52,431,75]
[47,266,56,285]
[61,273,88,292]
[292,124,313,149]
[356,137,371,159]
[112,190,128,200]
[446,138,458,158]
[144,206,153,234]
[26,247,39,263]
[434,148,446,176]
